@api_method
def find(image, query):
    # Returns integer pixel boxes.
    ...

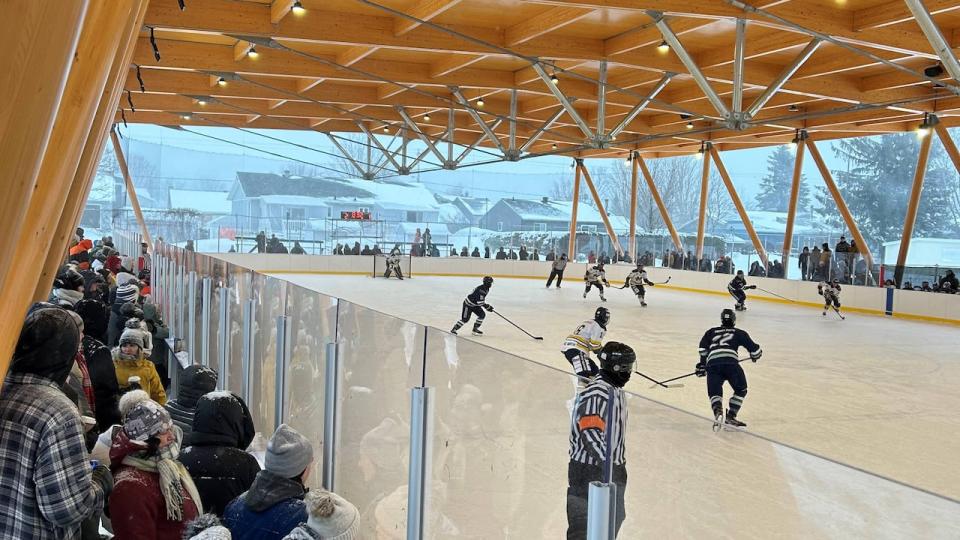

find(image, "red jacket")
[108,430,199,540]
[105,255,122,275]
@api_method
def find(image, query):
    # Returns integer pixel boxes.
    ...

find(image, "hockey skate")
[582,292,587,298]
[471,327,484,336]
[822,310,827,316]
[640,301,647,307]
[724,410,747,430]
[712,410,724,432]
[600,295,607,302]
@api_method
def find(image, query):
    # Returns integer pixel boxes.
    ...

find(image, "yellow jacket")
[113,350,167,405]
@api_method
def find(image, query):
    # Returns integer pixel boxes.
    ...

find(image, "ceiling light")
[247,46,259,59]
[552,143,558,149]
[197,99,208,106]
[476,97,485,108]
[551,73,559,85]
[181,113,192,120]
[916,113,932,139]
[611,134,617,141]
[423,113,431,122]
[787,140,797,151]
[382,126,390,133]
[657,41,670,53]
[623,154,632,167]
[694,150,703,160]
[788,104,799,112]
[217,77,227,87]
[686,121,694,129]
[291,0,306,15]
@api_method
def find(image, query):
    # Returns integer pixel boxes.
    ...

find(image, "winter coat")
[165,365,218,437]
[107,302,127,347]
[113,349,167,405]
[109,429,200,540]
[552,258,567,271]
[81,334,122,432]
[224,471,308,540]
[180,392,259,517]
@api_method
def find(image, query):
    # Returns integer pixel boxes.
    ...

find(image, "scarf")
[74,351,96,413]
[53,288,84,306]
[122,426,203,521]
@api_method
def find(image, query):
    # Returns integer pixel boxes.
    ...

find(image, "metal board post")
[188,271,197,365]
[407,386,433,540]
[217,287,230,390]
[586,482,615,540]
[241,298,255,405]
[201,277,212,367]
[322,341,340,491]
[274,315,291,430]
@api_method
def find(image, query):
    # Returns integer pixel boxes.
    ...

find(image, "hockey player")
[818,278,843,317]
[383,245,404,279]
[696,309,762,430]
[451,276,494,336]
[727,270,756,311]
[561,307,610,378]
[624,263,656,307]
[583,262,610,302]
[566,342,635,539]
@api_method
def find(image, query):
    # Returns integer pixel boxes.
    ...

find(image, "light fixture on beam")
[788,132,798,152]
[181,113,192,120]
[552,143,558,149]
[623,153,633,168]
[247,46,259,59]
[685,121,694,130]
[788,104,800,112]
[217,77,227,87]
[551,72,559,85]
[657,41,670,53]
[382,125,390,133]
[476,97,485,108]
[916,113,932,139]
[694,141,705,160]
[291,0,306,15]
[197,99,208,106]
[423,113,431,122]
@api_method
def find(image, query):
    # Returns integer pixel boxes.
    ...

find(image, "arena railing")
[150,240,960,539]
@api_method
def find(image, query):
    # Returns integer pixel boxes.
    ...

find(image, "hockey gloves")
[746,285,757,290]
[695,362,706,377]
[484,304,494,312]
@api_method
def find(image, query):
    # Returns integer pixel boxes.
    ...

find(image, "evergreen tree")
[754,145,809,211]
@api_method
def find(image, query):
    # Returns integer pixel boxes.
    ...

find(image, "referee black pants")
[566,460,627,539]
[547,269,564,287]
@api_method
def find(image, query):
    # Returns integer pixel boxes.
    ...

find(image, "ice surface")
[276,272,960,506]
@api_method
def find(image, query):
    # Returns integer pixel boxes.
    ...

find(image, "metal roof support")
[745,38,822,119]
[597,60,607,141]
[531,63,595,140]
[450,87,506,155]
[904,0,960,83]
[447,107,455,164]
[456,119,503,164]
[508,89,519,159]
[609,74,672,139]
[397,106,447,163]
[325,133,368,177]
[520,106,566,153]
[356,121,402,174]
[649,11,731,123]
[401,126,409,172]
[409,145,434,171]
[732,19,746,123]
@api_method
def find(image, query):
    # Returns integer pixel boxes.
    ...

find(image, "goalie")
[383,245,404,280]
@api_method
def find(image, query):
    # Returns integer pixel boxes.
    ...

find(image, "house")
[452,196,493,227]
[480,196,630,234]
[168,189,231,215]
[81,173,119,231]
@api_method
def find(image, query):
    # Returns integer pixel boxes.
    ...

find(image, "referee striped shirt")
[569,377,627,466]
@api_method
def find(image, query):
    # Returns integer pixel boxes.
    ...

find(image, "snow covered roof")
[881,238,960,266]
[88,174,115,203]
[395,223,451,236]
[169,189,230,214]
[498,198,630,230]
[438,203,468,224]
[233,172,438,212]
[732,210,843,235]
[455,196,492,216]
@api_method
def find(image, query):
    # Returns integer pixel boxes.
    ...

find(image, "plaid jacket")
[0,373,105,539]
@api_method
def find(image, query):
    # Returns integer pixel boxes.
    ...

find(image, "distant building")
[481,196,629,233]
[680,210,846,254]
[451,196,493,227]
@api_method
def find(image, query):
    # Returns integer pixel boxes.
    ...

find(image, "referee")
[566,341,635,539]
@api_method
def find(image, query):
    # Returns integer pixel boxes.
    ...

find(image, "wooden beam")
[505,6,593,46]
[695,148,711,262]
[579,163,624,256]
[853,0,960,31]
[394,0,463,36]
[710,145,769,270]
[781,140,806,272]
[271,0,296,24]
[636,156,683,252]
[629,153,639,262]
[568,162,582,258]
[431,54,486,78]
[297,78,324,93]
[112,130,153,250]
[337,45,378,67]
[894,126,934,285]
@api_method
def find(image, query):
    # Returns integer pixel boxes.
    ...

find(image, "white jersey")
[818,281,841,299]
[585,267,607,283]
[626,270,649,287]
[562,320,606,355]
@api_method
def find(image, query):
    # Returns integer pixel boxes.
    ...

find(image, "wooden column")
[895,127,934,286]
[567,161,582,258]
[628,153,639,262]
[695,148,712,262]
[805,139,875,272]
[935,122,960,176]
[0,0,88,293]
[637,156,683,252]
[781,140,806,273]
[112,130,154,249]
[579,162,624,256]
[709,145,769,270]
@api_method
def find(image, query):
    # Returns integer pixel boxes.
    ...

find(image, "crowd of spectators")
[0,229,358,539]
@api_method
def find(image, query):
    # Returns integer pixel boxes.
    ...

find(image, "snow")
[204,390,236,401]
[502,198,631,230]
[438,203,468,224]
[881,238,960,266]
[168,189,231,214]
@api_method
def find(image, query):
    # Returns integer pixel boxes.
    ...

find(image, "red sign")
[340,210,371,220]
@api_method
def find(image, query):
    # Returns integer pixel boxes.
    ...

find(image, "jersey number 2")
[712,334,733,348]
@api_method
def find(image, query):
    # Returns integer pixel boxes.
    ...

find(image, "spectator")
[546,253,567,289]
[138,242,152,273]
[124,311,153,358]
[809,246,821,280]
[546,249,556,262]
[799,247,810,279]
[449,247,457,257]
[483,246,491,259]
[180,392,258,517]
[51,266,85,308]
[69,238,94,270]
[748,260,765,277]
[256,231,267,253]
[508,248,518,260]
[714,257,726,274]
[600,252,610,265]
[114,327,167,404]
[587,250,596,264]
[166,365,218,436]
[0,307,113,539]
[283,490,358,540]
[351,242,360,255]
[519,246,529,261]
[939,269,959,291]
[109,399,201,539]
[184,514,232,540]
[142,302,171,387]
[360,245,372,256]
[532,249,540,261]
[372,245,383,256]
[225,424,314,540]
[818,243,832,280]
[700,257,713,272]
[460,246,468,257]
[495,247,507,260]
[413,228,422,249]
[471,247,480,257]
[422,228,432,252]
[835,236,849,256]
[107,280,139,345]
[290,241,306,255]
[186,240,196,252]
[76,299,122,432]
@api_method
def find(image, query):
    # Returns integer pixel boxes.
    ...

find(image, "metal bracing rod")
[530,63,595,139]
[520,107,566,153]
[409,145,434,170]
[904,0,960,83]
[732,19,747,115]
[447,107,455,163]
[456,119,503,164]
[745,38,822,118]
[355,121,402,172]
[649,10,730,120]
[509,89,518,152]
[597,60,607,137]
[366,130,373,175]
[402,126,409,170]
[396,106,447,163]
[450,87,505,154]
[325,133,368,176]
[609,74,672,139]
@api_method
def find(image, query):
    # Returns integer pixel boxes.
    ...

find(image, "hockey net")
[373,253,412,278]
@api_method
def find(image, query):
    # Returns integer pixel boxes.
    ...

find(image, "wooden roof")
[119,0,960,161]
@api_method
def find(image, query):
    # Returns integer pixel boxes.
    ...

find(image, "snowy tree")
[754,145,809,212]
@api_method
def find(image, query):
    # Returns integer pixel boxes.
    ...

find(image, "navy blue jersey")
[465,285,490,307]
[728,275,747,292]
[698,326,761,366]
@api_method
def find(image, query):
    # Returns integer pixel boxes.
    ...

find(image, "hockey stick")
[755,287,797,303]
[658,357,751,386]
[492,310,544,340]
[831,305,846,320]
[619,276,670,289]
[635,370,683,389]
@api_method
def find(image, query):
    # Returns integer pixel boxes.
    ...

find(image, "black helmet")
[482,276,493,287]
[54,266,84,291]
[594,306,611,328]
[721,308,736,328]
[832,278,840,284]
[736,270,744,276]
[598,341,635,374]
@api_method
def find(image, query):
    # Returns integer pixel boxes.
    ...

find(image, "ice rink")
[276,271,960,536]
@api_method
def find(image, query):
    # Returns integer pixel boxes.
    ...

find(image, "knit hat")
[116,282,140,304]
[119,389,151,418]
[184,514,232,540]
[305,490,358,540]
[124,399,173,441]
[119,327,144,349]
[265,424,313,479]
[120,255,135,272]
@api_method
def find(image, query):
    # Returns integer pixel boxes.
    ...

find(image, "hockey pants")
[823,295,840,309]
[566,460,626,539]
[564,349,598,378]
[729,289,746,307]
[384,265,404,279]
[585,282,604,295]
[630,285,646,302]
[706,363,748,417]
[452,303,485,332]
[546,269,564,287]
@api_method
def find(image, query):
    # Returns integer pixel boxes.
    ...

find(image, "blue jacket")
[223,471,307,540]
